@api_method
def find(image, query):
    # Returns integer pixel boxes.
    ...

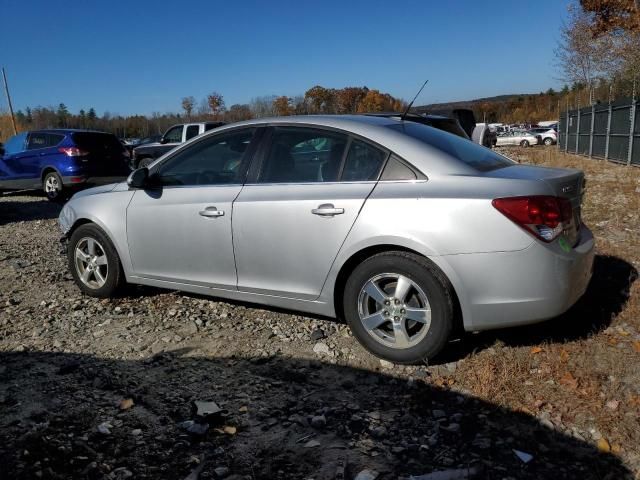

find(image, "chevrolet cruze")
[59,115,594,363]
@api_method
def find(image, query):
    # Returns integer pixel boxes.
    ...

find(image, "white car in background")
[529,127,558,146]
[495,130,539,147]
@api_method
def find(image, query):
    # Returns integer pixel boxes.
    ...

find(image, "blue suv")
[0,129,131,201]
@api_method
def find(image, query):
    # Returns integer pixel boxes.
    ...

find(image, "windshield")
[388,122,514,172]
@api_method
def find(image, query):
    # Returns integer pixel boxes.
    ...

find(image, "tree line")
[1,86,405,141]
[2,1,637,141]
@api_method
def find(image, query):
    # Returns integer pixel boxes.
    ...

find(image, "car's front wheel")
[520,140,530,147]
[343,251,454,364]
[43,171,64,202]
[544,137,554,146]
[68,224,124,298]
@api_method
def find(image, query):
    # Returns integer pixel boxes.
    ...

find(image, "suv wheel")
[543,137,553,146]
[68,224,124,298]
[343,251,454,364]
[43,171,64,201]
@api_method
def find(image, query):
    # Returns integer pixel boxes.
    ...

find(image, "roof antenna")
[400,79,429,121]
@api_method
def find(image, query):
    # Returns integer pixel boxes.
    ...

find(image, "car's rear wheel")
[520,140,530,147]
[43,171,64,202]
[343,251,454,364]
[68,224,124,298]
[544,137,553,146]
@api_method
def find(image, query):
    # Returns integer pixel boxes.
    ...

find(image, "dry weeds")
[453,147,640,472]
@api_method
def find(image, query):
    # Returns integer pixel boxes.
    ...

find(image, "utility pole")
[2,67,18,135]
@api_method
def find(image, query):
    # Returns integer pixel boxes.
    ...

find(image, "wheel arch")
[332,244,465,335]
[41,166,62,182]
[64,216,129,277]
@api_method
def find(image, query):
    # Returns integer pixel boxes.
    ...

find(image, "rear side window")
[47,133,64,147]
[388,122,514,172]
[72,132,124,154]
[185,125,200,141]
[27,133,48,150]
[380,155,424,181]
[341,139,386,181]
[259,127,348,183]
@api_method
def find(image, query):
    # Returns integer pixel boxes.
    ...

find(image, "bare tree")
[555,5,619,92]
[207,92,225,118]
[181,96,195,119]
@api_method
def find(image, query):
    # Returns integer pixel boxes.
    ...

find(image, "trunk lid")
[486,164,586,246]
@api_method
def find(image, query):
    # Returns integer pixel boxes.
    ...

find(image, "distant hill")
[412,92,558,124]
[413,94,537,113]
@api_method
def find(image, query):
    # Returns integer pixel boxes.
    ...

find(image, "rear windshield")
[72,132,124,153]
[388,122,514,172]
[425,118,469,139]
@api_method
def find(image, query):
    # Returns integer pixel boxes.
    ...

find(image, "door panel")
[125,127,259,288]
[126,185,241,287]
[232,183,374,300]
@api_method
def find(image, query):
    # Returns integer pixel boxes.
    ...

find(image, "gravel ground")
[0,148,638,479]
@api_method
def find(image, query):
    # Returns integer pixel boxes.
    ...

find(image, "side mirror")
[159,136,168,144]
[127,167,149,189]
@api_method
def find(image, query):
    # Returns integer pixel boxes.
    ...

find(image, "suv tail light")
[492,196,573,243]
[58,147,89,157]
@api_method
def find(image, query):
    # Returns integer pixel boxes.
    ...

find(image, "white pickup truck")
[131,121,225,168]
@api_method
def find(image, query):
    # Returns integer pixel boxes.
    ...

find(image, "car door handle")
[199,207,224,218]
[311,203,344,216]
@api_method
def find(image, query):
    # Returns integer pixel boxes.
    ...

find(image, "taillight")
[58,147,89,157]
[492,196,573,242]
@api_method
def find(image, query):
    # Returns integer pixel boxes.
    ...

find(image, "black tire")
[543,137,553,146]
[43,171,65,202]
[520,140,530,148]
[138,157,153,169]
[343,251,454,364]
[68,224,124,298]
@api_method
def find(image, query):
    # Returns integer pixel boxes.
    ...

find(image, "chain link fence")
[558,96,639,166]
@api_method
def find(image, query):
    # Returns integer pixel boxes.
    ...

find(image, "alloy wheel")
[74,237,109,289]
[357,273,432,349]
[45,175,61,197]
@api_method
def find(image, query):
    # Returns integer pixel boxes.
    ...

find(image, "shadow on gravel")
[0,350,632,479]
[0,197,62,226]
[441,254,638,362]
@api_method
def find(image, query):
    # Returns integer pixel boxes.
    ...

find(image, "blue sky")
[1,0,572,116]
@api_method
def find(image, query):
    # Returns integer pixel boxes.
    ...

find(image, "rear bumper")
[443,225,595,331]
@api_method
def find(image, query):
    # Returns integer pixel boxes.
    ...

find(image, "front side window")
[157,128,255,186]
[259,127,348,183]
[341,139,387,181]
[164,126,183,143]
[2,132,27,155]
[27,133,48,150]
[185,125,200,141]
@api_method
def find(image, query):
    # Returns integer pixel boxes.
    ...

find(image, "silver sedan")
[59,115,594,363]
[495,130,539,147]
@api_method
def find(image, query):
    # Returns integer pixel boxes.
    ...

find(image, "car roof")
[28,129,113,135]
